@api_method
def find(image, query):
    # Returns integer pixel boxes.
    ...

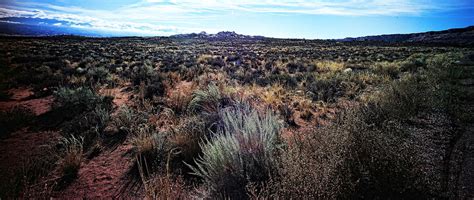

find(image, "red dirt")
[0,88,54,116]
[99,86,133,108]
[0,130,60,170]
[53,144,137,199]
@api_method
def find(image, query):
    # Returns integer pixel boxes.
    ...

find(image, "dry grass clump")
[165,81,196,114]
[169,116,208,165]
[57,136,84,181]
[371,61,400,78]
[142,174,188,200]
[130,125,164,157]
[306,72,361,103]
[313,60,346,72]
[261,83,286,110]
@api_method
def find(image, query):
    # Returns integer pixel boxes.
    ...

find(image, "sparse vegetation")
[0,36,472,199]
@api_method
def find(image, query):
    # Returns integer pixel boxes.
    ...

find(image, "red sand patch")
[99,86,133,108]
[0,88,54,116]
[8,87,34,101]
[53,144,136,199]
[0,130,61,174]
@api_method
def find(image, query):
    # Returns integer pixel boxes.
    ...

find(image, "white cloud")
[0,0,470,36]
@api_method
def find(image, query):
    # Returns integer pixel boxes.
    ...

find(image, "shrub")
[313,60,345,72]
[372,61,400,78]
[130,62,165,99]
[112,106,148,135]
[142,175,188,199]
[257,74,298,88]
[86,66,110,84]
[306,72,368,103]
[0,144,56,198]
[54,87,101,112]
[274,106,428,199]
[188,104,282,198]
[55,87,113,148]
[166,86,194,115]
[271,56,464,198]
[400,53,428,72]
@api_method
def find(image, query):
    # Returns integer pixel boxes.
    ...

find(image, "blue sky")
[0,0,473,38]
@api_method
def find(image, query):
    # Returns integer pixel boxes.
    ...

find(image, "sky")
[0,0,473,39]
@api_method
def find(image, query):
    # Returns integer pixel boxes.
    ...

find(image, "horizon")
[1,0,473,39]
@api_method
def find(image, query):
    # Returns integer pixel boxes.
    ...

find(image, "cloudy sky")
[0,0,473,38]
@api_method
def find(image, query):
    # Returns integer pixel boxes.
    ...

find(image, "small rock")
[343,68,353,73]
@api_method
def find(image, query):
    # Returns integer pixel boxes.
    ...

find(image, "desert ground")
[0,36,473,199]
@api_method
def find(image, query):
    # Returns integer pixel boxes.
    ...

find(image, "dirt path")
[446,63,474,199]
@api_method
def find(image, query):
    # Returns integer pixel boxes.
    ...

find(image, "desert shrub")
[144,75,165,99]
[372,61,400,78]
[274,105,428,199]
[86,66,110,84]
[400,53,428,72]
[0,106,34,138]
[366,74,431,123]
[257,74,298,88]
[271,54,466,199]
[188,104,282,198]
[314,60,346,72]
[166,86,194,115]
[306,72,364,102]
[142,175,188,200]
[61,105,112,149]
[57,136,84,184]
[54,87,101,112]
[286,62,305,74]
[130,62,165,99]
[14,65,64,91]
[0,144,56,199]
[54,87,113,148]
[0,84,11,100]
[112,106,148,135]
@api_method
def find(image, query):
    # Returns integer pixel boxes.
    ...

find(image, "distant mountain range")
[0,19,473,46]
[169,31,265,40]
[339,26,474,45]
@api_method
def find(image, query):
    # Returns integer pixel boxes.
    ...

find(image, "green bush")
[188,104,282,198]
[54,87,101,111]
